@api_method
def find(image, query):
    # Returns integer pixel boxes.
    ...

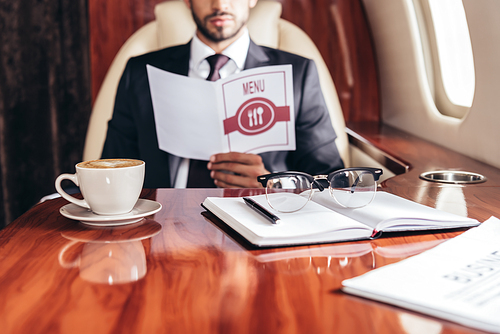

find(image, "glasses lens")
[265,175,312,212]
[329,170,377,208]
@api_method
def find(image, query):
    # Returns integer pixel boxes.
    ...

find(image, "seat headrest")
[154,1,282,49]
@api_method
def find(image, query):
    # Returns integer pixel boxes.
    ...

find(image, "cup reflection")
[58,219,161,284]
[59,239,146,284]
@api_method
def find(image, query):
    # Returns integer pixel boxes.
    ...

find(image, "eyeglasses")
[257,168,383,213]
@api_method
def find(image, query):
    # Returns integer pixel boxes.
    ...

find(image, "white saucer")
[60,199,162,226]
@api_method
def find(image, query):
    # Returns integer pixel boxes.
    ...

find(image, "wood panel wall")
[88,0,379,122]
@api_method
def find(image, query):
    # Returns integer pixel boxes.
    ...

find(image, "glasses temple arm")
[350,171,380,193]
[350,176,360,193]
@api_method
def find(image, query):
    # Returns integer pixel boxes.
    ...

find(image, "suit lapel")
[156,41,191,76]
[244,40,270,69]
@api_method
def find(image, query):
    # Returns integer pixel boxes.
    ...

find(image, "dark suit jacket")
[102,40,344,188]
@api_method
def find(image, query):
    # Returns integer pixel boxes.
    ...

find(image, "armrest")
[346,121,500,188]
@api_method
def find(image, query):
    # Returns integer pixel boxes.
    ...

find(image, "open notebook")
[202,191,479,247]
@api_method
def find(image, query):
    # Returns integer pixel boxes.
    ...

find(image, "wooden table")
[1,123,499,333]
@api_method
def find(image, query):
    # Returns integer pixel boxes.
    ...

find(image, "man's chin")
[202,28,239,43]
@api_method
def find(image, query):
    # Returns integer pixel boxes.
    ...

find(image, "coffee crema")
[78,159,143,169]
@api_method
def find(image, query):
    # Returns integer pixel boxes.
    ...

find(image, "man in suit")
[102,0,344,188]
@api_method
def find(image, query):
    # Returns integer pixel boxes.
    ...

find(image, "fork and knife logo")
[223,97,290,136]
[248,107,264,127]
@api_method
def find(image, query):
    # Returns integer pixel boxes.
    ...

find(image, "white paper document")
[147,65,295,160]
[342,216,500,333]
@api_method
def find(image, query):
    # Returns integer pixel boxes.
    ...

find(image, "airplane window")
[416,0,475,118]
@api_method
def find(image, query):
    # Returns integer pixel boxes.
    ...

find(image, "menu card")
[147,65,295,160]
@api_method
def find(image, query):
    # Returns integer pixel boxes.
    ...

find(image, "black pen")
[243,197,281,225]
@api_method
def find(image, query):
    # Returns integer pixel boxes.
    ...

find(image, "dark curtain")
[0,0,91,228]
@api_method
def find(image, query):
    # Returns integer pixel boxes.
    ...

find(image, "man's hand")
[207,152,269,188]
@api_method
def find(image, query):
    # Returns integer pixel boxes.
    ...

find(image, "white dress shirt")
[174,30,250,188]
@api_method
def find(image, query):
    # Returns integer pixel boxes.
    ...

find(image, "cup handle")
[55,173,90,209]
[58,240,81,268]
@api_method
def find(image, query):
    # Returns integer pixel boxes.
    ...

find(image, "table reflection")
[58,219,162,284]
[398,313,443,334]
[252,238,447,279]
[435,185,467,217]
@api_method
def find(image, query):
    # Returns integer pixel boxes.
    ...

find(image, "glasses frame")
[257,167,383,212]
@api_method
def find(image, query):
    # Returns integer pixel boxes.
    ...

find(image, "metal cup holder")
[419,170,487,184]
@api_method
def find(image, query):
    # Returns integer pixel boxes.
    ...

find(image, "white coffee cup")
[55,159,145,215]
